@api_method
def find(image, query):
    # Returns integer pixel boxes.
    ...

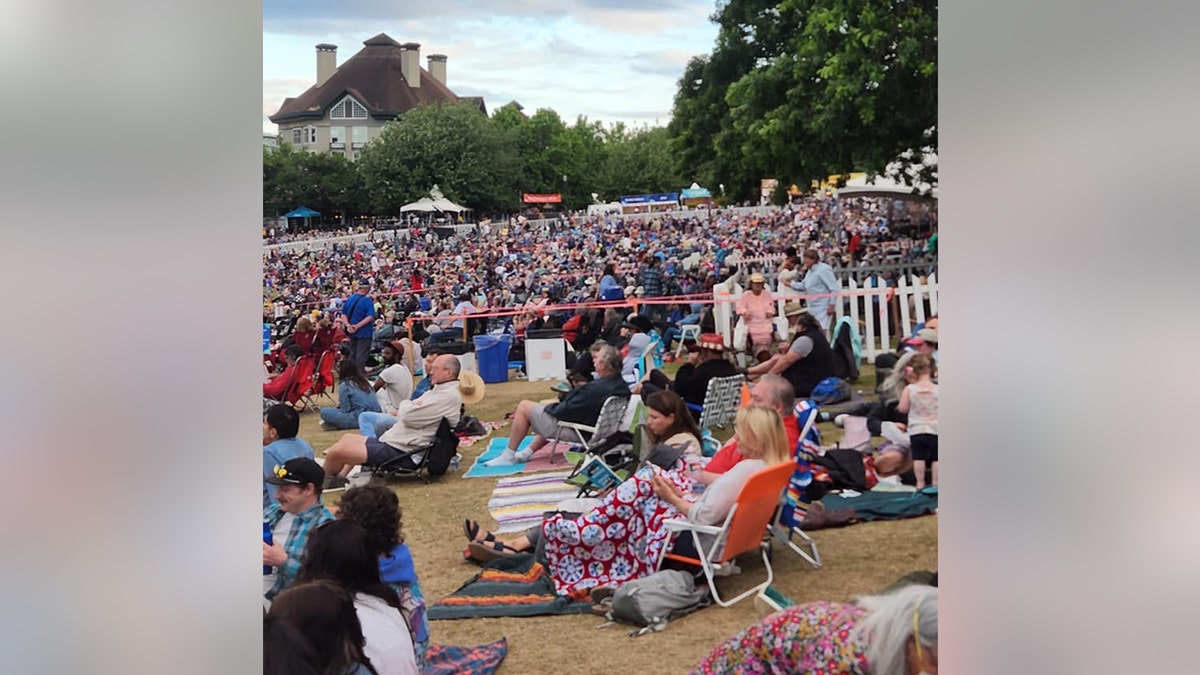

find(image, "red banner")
[522,193,562,204]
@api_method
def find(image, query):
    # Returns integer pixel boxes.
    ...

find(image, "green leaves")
[668,0,937,194]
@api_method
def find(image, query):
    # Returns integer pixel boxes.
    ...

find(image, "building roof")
[269,33,460,124]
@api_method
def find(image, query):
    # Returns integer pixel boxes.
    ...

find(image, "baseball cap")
[265,457,324,487]
[905,328,938,346]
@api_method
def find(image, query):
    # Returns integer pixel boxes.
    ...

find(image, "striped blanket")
[427,554,591,620]
[486,470,578,534]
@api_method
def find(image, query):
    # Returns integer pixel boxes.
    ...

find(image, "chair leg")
[709,545,775,608]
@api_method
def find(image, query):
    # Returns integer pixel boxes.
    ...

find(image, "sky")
[263,0,722,135]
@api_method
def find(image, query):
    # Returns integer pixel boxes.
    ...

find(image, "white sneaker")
[513,448,534,463]
[484,449,519,467]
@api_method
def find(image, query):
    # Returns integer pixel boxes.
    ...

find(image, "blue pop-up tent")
[284,206,320,218]
[283,205,321,230]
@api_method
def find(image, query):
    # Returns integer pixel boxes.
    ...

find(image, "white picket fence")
[712,272,938,363]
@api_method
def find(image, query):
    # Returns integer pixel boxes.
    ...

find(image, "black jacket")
[673,357,739,406]
[545,373,630,425]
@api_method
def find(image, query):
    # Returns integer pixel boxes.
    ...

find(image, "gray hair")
[595,345,622,373]
[441,355,462,378]
[855,585,937,675]
[756,374,796,412]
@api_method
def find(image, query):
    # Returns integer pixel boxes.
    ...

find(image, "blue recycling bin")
[473,334,513,384]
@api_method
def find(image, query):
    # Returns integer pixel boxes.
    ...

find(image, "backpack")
[424,418,460,477]
[602,570,711,636]
[810,377,852,405]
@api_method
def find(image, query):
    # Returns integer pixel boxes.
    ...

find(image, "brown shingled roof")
[269,33,460,124]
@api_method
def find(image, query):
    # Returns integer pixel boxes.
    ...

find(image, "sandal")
[466,540,523,562]
[463,519,479,542]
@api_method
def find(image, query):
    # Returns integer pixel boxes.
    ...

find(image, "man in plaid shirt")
[639,255,667,323]
[262,457,333,602]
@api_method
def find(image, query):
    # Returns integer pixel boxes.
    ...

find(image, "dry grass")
[299,363,937,674]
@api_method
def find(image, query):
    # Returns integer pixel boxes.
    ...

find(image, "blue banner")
[619,193,678,205]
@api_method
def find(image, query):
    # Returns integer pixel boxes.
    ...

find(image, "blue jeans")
[358,411,398,438]
[319,408,360,430]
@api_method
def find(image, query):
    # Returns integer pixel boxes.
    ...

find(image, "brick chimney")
[400,42,421,88]
[427,54,447,85]
[315,44,337,87]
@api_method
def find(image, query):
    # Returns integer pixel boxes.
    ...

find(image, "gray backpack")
[602,570,711,636]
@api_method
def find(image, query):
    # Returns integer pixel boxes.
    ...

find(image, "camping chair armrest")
[556,422,598,434]
[684,402,703,413]
[662,518,723,535]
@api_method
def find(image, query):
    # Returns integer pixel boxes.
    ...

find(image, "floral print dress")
[692,602,870,675]
[541,463,693,598]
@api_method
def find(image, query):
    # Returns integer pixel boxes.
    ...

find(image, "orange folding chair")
[659,461,795,607]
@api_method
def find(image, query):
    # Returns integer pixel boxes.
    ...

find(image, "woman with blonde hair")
[693,584,938,675]
[465,405,793,599]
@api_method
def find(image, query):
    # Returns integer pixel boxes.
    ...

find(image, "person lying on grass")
[462,405,791,599]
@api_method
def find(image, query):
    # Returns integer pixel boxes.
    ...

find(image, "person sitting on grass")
[463,406,791,600]
[691,585,938,675]
[484,344,629,467]
[337,485,430,670]
[266,580,382,675]
[297,520,419,675]
[263,458,334,602]
[319,359,382,431]
[263,404,315,509]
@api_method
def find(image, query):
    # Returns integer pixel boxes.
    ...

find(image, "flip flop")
[467,540,522,562]
[463,518,479,542]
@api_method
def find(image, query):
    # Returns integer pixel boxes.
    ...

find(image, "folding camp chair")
[674,324,701,358]
[281,355,317,413]
[770,403,823,569]
[364,418,460,483]
[549,395,630,465]
[685,374,745,430]
[310,348,338,406]
[659,461,795,607]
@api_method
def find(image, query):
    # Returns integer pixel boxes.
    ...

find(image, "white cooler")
[525,337,566,381]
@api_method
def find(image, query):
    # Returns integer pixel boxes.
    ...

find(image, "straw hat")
[749,272,765,284]
[458,370,486,404]
[783,301,808,317]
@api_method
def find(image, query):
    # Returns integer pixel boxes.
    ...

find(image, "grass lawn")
[299,362,937,674]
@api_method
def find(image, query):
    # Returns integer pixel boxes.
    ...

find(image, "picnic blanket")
[487,470,578,534]
[463,437,576,478]
[818,487,937,522]
[427,553,592,620]
[422,639,507,675]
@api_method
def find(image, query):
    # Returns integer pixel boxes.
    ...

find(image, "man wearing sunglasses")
[262,457,333,602]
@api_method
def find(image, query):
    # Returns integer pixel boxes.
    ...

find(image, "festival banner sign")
[522,193,562,204]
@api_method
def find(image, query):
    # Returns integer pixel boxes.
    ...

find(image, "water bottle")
[263,522,273,575]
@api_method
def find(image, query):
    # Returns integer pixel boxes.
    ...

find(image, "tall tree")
[726,0,937,187]
[669,0,937,196]
[356,102,520,215]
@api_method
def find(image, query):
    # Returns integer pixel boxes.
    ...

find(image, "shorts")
[910,434,938,462]
[527,404,560,439]
[364,437,420,469]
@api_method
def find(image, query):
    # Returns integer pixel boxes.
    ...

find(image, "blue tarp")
[284,206,320,218]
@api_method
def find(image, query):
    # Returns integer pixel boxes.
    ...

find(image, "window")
[292,128,302,144]
[330,96,368,120]
[304,126,317,144]
[352,126,368,145]
[330,126,345,149]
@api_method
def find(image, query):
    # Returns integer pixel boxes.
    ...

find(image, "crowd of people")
[261,196,939,674]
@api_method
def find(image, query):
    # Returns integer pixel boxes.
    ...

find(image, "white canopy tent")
[838,153,937,200]
[399,184,468,213]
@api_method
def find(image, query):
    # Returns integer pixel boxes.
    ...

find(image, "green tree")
[262,143,363,222]
[669,0,937,195]
[356,102,520,215]
[727,0,937,186]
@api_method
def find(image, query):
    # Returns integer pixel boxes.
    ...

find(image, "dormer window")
[330,96,368,120]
